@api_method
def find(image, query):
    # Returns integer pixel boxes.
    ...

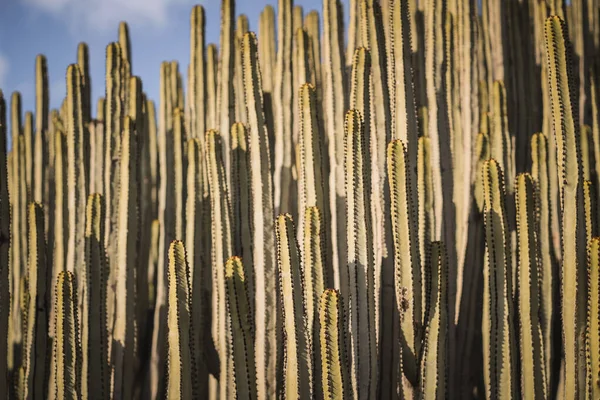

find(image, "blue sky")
[0,0,348,131]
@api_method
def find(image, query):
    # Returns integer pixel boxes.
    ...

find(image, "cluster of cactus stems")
[1,0,600,399]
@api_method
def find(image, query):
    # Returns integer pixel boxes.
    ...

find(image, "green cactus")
[322,0,347,290]
[481,159,517,399]
[275,214,313,399]
[420,241,449,399]
[206,129,233,398]
[225,256,256,400]
[33,55,49,205]
[23,202,49,400]
[165,240,194,400]
[387,139,422,386]
[588,237,600,399]
[241,31,278,400]
[84,193,108,399]
[189,5,206,141]
[545,15,588,398]
[531,132,557,385]
[515,173,547,398]
[344,109,376,399]
[319,289,350,400]
[51,271,80,400]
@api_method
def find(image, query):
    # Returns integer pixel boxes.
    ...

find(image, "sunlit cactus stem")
[23,203,49,400]
[276,214,313,399]
[52,271,81,400]
[225,256,257,400]
[165,240,194,400]
[319,289,350,400]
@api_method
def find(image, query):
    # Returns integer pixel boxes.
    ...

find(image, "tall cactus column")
[241,32,277,399]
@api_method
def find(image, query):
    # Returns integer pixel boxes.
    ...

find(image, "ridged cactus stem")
[531,132,557,385]
[166,241,194,400]
[588,237,600,399]
[206,129,233,398]
[387,139,422,385]
[184,137,207,396]
[217,0,235,173]
[545,16,588,397]
[225,256,257,399]
[481,159,517,399]
[230,123,253,303]
[319,289,350,400]
[515,173,547,398]
[298,84,329,267]
[84,194,108,399]
[52,271,80,400]
[344,109,376,399]
[241,31,277,400]
[420,241,449,399]
[24,203,48,400]
[190,5,206,141]
[323,0,347,288]
[276,214,313,399]
[111,117,138,400]
[273,0,293,216]
[34,55,49,205]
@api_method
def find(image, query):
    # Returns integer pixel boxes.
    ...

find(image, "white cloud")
[0,54,9,90]
[23,0,197,33]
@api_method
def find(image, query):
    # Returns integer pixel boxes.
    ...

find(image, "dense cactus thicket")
[1,0,600,398]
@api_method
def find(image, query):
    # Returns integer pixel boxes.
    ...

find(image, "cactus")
[481,159,517,399]
[588,237,600,399]
[206,129,233,398]
[275,214,312,399]
[241,31,278,400]
[420,241,448,399]
[344,109,377,398]
[515,173,547,398]
[319,289,350,400]
[2,2,600,399]
[545,15,588,398]
[165,240,194,400]
[51,271,80,400]
[23,202,49,400]
[225,256,256,399]
[84,194,108,399]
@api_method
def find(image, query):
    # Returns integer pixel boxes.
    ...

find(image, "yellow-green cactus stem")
[23,203,48,400]
[319,289,350,400]
[515,173,547,398]
[189,5,206,141]
[242,31,278,400]
[481,159,517,399]
[52,271,80,400]
[225,256,257,400]
[344,109,376,399]
[420,241,449,399]
[33,55,49,205]
[545,16,588,397]
[206,129,233,398]
[387,139,422,384]
[84,194,108,399]
[276,214,313,399]
[588,237,600,399]
[531,132,557,384]
[166,240,194,400]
